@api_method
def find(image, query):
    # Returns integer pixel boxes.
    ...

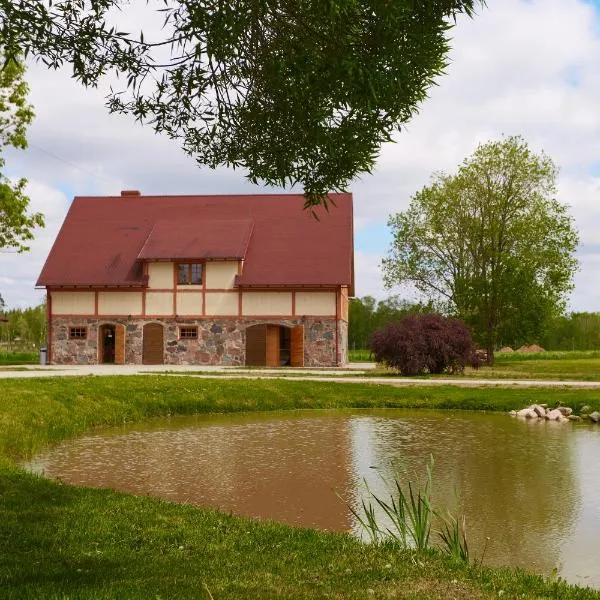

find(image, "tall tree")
[0,0,484,206]
[383,136,579,364]
[0,52,43,251]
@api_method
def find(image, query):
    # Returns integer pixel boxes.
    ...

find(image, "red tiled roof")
[37,194,354,291]
[138,219,254,260]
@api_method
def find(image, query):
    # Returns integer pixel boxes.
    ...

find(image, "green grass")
[0,351,37,365]
[1,376,600,599]
[467,350,600,381]
[349,348,600,381]
[348,348,374,362]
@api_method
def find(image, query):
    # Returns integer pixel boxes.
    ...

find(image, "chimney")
[121,190,141,197]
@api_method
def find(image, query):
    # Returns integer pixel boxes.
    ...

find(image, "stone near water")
[557,406,573,417]
[509,410,517,416]
[546,409,565,421]
[589,412,600,423]
[568,415,582,422]
[580,405,591,414]
[531,404,547,418]
[517,408,538,419]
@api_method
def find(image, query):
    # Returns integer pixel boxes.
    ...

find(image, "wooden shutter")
[245,325,266,366]
[114,324,126,365]
[290,326,304,367]
[266,325,280,367]
[143,323,164,364]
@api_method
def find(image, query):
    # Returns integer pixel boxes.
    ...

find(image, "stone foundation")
[50,317,348,367]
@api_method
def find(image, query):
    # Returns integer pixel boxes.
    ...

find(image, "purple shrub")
[369,313,479,376]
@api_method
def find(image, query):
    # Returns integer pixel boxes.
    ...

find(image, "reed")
[352,457,470,561]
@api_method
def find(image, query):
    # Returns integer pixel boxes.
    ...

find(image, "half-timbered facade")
[37,192,354,367]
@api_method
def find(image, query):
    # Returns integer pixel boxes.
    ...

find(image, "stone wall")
[50,316,348,367]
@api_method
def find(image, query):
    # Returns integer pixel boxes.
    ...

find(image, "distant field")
[352,348,600,381]
[348,348,374,362]
[0,352,38,366]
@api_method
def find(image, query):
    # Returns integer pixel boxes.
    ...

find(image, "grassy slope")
[1,376,600,599]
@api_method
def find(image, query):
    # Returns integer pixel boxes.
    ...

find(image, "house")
[36,192,354,367]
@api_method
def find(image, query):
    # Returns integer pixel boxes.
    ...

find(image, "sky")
[2,0,600,310]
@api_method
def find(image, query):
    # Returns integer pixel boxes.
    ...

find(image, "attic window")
[69,327,87,340]
[178,263,203,285]
[179,326,198,339]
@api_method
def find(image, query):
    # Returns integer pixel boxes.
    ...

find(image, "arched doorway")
[143,323,164,364]
[99,324,126,364]
[245,324,304,367]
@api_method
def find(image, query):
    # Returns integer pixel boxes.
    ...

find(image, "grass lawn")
[0,351,38,366]
[1,376,600,599]
[349,348,600,381]
[463,350,600,381]
[348,348,374,362]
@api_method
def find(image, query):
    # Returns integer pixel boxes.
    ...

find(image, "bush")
[369,313,478,376]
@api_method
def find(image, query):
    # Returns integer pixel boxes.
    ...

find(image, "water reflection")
[26,410,600,588]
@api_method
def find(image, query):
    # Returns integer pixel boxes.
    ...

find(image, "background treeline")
[350,296,600,352]
[0,301,47,351]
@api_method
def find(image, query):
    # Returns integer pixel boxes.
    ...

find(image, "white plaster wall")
[205,292,239,316]
[98,292,143,315]
[176,292,203,316]
[51,291,95,315]
[242,292,292,316]
[205,261,238,290]
[295,291,336,316]
[148,262,173,289]
[145,292,174,315]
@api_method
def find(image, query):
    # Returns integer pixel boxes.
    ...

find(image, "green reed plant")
[437,512,469,563]
[352,456,470,562]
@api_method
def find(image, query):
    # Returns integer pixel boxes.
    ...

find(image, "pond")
[25,409,600,589]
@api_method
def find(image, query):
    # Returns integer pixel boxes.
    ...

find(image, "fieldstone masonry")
[50,316,347,366]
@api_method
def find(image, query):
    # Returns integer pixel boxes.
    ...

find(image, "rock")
[499,346,514,353]
[509,410,517,416]
[531,404,547,418]
[568,415,583,422]
[546,409,565,421]
[589,412,600,423]
[580,405,591,414]
[517,408,538,419]
[557,406,573,417]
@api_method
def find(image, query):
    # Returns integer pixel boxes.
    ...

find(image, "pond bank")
[1,376,600,599]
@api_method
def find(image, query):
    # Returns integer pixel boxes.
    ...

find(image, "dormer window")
[178,263,203,285]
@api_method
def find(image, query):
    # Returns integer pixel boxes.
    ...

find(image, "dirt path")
[2,363,600,388]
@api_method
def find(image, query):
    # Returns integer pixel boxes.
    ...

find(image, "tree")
[0,52,43,251]
[349,295,432,350]
[382,136,579,364]
[0,1,483,207]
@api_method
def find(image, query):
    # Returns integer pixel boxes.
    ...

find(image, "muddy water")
[25,410,600,588]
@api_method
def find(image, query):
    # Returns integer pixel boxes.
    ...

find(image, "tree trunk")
[485,329,495,366]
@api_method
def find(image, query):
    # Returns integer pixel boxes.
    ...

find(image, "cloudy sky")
[2,0,600,310]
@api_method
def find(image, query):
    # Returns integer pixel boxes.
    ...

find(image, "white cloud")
[2,0,600,313]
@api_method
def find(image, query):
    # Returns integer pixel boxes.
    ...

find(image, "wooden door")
[290,326,304,367]
[114,324,126,365]
[143,323,164,364]
[245,324,266,366]
[266,325,280,367]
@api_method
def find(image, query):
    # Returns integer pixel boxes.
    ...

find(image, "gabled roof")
[138,219,254,260]
[37,193,354,292]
